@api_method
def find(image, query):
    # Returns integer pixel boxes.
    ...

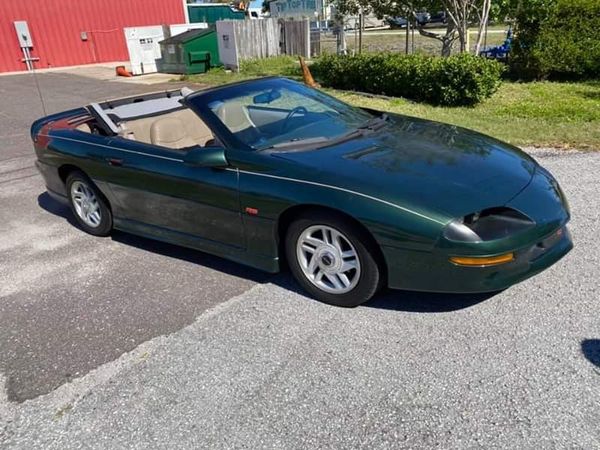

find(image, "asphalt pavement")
[0,71,269,404]
[0,71,599,448]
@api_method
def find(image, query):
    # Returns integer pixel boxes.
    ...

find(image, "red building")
[0,0,187,73]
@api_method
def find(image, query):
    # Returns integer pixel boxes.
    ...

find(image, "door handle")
[106,158,123,167]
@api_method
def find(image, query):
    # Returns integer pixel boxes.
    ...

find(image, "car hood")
[272,115,537,221]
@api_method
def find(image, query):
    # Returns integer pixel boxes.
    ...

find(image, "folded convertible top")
[86,87,196,134]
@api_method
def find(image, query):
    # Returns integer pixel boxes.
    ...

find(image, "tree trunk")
[358,10,363,54]
[405,14,410,54]
[414,12,457,56]
[336,14,347,55]
[474,0,491,55]
[441,21,456,56]
[441,37,453,56]
[443,0,468,53]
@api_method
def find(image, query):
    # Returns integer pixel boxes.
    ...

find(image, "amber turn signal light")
[450,253,515,267]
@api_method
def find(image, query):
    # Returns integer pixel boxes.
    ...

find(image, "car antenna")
[18,29,47,116]
[30,59,47,117]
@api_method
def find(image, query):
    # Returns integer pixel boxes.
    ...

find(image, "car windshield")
[188,78,375,150]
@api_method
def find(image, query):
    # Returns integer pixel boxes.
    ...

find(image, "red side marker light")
[245,207,259,215]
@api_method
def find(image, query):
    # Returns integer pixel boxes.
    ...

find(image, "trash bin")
[187,4,245,24]
[157,28,220,74]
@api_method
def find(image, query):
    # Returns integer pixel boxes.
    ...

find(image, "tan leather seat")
[75,123,92,133]
[121,109,213,146]
[215,101,256,133]
[150,117,197,150]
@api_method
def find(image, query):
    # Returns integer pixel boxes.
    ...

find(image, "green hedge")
[510,0,600,80]
[536,0,600,79]
[312,53,504,106]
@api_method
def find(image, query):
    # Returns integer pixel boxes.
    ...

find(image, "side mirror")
[183,147,228,168]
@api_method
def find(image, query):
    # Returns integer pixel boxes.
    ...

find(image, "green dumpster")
[157,28,220,75]
[187,4,245,24]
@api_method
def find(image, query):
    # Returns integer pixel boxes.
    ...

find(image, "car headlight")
[444,207,535,242]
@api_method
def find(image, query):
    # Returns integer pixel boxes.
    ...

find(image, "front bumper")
[383,225,573,293]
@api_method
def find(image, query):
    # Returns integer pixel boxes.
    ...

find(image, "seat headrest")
[75,122,92,133]
[215,101,255,133]
[150,117,195,149]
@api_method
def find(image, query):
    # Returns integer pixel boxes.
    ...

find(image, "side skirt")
[113,218,280,274]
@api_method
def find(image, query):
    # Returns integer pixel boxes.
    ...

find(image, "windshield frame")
[184,77,376,152]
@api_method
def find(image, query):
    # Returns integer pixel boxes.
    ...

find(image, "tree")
[333,0,372,54]
[357,0,493,56]
[488,0,513,22]
[470,0,493,55]
[331,0,506,57]
[431,0,492,54]
[508,0,556,78]
[367,0,459,56]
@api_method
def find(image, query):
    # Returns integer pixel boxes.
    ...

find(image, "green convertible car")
[31,77,572,306]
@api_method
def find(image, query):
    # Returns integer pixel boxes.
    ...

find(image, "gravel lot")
[1,71,599,448]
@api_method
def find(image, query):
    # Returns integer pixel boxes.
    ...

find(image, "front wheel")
[285,212,383,307]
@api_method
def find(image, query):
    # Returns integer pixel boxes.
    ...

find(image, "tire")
[285,211,383,307]
[66,171,112,236]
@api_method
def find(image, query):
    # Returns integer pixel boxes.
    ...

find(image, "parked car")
[429,11,447,25]
[385,16,408,29]
[31,77,572,307]
[415,11,431,24]
[386,12,430,29]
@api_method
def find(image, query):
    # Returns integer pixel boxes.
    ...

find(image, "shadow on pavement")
[37,192,271,284]
[37,191,79,227]
[39,191,498,313]
[581,339,600,368]
[111,231,271,284]
[363,289,497,312]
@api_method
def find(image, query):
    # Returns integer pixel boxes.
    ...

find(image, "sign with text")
[270,0,321,18]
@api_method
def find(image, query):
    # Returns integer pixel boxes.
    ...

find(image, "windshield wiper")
[257,115,389,152]
[358,114,388,131]
[258,136,331,151]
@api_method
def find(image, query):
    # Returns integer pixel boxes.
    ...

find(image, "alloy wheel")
[296,225,361,294]
[70,180,102,228]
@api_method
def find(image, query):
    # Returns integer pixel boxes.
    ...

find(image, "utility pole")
[358,8,363,53]
[412,16,415,53]
[405,9,410,54]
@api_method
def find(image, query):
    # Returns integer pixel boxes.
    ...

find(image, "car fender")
[235,167,446,263]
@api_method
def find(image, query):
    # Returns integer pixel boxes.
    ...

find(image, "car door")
[102,137,244,249]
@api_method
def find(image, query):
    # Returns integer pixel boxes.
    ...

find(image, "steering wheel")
[281,106,308,133]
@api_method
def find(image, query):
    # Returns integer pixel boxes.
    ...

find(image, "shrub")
[507,0,555,80]
[312,53,504,106]
[535,0,600,78]
[510,0,600,80]
[239,55,299,77]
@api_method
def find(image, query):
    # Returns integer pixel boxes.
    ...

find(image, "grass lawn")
[186,56,600,150]
[335,82,600,149]
[321,29,507,56]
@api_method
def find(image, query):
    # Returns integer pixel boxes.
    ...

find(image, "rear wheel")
[66,171,112,236]
[285,211,382,307]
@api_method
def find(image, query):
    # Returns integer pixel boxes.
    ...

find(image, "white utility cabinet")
[124,23,208,75]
